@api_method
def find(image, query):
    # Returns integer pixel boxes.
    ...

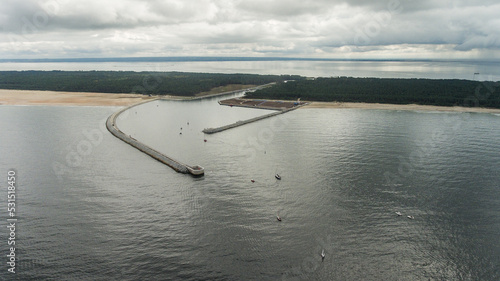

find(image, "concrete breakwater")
[202,102,306,134]
[105,83,284,174]
[218,97,305,110]
[106,100,202,176]
[203,110,284,134]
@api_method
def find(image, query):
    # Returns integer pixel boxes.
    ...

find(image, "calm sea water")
[1,101,500,280]
[1,59,499,80]
[1,60,500,280]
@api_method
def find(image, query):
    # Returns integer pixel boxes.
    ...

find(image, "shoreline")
[0,89,158,106]
[1,89,500,114]
[0,85,267,107]
[304,101,500,114]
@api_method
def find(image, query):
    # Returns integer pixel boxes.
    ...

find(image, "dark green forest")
[2,71,499,108]
[246,77,500,108]
[0,71,302,96]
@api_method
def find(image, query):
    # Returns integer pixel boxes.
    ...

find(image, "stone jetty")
[106,100,203,176]
[203,98,307,134]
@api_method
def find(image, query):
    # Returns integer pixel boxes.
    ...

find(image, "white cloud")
[0,0,499,59]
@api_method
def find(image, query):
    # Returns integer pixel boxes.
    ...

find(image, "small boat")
[277,211,282,221]
[204,139,207,142]
[396,211,402,216]
[187,165,204,176]
[321,249,325,259]
[275,174,281,180]
[251,179,255,183]
[407,215,414,220]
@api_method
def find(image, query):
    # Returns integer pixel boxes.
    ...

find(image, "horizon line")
[1,56,498,63]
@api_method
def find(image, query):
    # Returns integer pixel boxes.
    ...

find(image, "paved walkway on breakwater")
[106,99,196,175]
[203,99,308,134]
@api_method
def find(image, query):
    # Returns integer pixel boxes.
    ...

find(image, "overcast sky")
[1,0,499,59]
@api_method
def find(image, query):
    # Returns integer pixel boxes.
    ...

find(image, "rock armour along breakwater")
[203,98,308,134]
[106,99,201,175]
[202,110,285,134]
[105,84,293,174]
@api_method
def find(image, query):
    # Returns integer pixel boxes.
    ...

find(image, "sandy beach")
[0,89,157,106]
[0,85,256,107]
[1,89,500,114]
[305,101,500,114]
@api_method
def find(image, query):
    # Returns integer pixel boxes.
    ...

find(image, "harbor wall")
[202,106,302,134]
[105,83,282,173]
[106,99,192,174]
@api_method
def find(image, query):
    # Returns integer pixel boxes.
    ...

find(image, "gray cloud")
[0,0,499,59]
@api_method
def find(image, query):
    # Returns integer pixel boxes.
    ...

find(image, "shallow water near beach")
[1,94,500,280]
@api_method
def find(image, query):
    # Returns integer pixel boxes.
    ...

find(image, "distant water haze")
[0,58,499,81]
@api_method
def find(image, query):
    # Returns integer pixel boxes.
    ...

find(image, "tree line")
[0,71,303,96]
[245,77,500,108]
[2,72,498,108]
